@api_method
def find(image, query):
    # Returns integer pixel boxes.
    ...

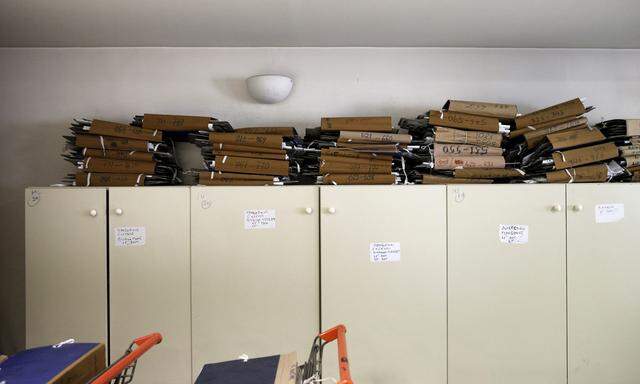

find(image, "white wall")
[1,47,639,353]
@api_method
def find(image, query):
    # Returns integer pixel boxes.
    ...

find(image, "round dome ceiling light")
[246,74,293,104]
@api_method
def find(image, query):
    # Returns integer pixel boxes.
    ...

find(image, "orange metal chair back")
[319,325,353,384]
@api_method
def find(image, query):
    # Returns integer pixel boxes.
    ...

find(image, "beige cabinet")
[447,185,566,384]
[190,186,319,380]
[25,184,640,383]
[320,186,447,384]
[25,187,107,348]
[567,184,640,384]
[108,187,191,384]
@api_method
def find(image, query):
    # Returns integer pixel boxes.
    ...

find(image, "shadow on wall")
[212,77,257,105]
[211,75,430,130]
[0,120,71,355]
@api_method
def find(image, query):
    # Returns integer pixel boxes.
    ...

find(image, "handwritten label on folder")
[499,224,529,244]
[370,242,401,263]
[115,226,146,247]
[595,204,624,223]
[244,209,276,230]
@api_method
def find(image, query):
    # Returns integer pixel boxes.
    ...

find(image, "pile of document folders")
[303,116,408,185]
[61,101,640,186]
[189,126,316,185]
[399,97,640,184]
[507,98,639,183]
[61,114,230,186]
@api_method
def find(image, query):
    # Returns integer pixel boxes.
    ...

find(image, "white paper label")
[115,226,146,247]
[595,203,624,223]
[370,242,401,263]
[499,224,529,244]
[244,209,276,230]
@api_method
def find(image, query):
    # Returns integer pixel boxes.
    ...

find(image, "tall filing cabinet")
[321,186,447,384]
[25,187,107,348]
[567,183,640,384]
[190,186,319,380]
[447,184,567,384]
[108,187,191,384]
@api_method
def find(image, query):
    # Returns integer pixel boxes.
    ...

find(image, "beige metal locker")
[25,187,107,348]
[448,184,566,384]
[109,187,191,384]
[567,183,640,384]
[191,186,319,380]
[321,186,447,384]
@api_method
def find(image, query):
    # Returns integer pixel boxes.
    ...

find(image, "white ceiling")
[1,0,639,48]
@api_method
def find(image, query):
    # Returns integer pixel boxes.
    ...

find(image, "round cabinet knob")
[89,209,98,217]
[572,204,583,212]
[551,204,563,212]
[327,207,336,214]
[304,207,314,215]
[114,208,123,216]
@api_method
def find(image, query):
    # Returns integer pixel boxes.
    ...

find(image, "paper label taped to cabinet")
[370,242,401,263]
[244,209,276,229]
[499,224,528,244]
[595,204,624,223]
[115,226,146,247]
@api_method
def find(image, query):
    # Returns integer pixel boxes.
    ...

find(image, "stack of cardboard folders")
[61,117,183,186]
[513,99,634,182]
[190,126,314,185]
[304,117,405,185]
[595,119,640,182]
[63,113,235,186]
[401,100,523,184]
[60,109,640,186]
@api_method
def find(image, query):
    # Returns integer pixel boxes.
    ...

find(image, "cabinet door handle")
[115,208,123,216]
[89,209,98,217]
[305,207,314,215]
[572,204,583,212]
[550,204,563,212]
[327,207,337,214]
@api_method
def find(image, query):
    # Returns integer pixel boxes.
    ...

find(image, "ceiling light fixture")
[246,74,293,104]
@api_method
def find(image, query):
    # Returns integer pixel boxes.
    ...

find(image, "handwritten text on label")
[595,204,624,223]
[370,242,401,263]
[499,224,529,244]
[244,209,276,229]
[115,226,146,247]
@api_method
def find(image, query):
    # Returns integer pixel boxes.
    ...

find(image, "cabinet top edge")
[26,186,107,190]
[26,183,640,191]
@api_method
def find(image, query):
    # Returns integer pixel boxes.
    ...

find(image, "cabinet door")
[109,187,190,384]
[567,184,640,384]
[191,186,319,380]
[321,186,447,384]
[25,187,107,348]
[448,185,566,384]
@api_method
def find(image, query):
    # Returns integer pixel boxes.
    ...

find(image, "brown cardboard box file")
[546,164,609,183]
[433,143,503,157]
[76,172,146,186]
[515,98,586,129]
[215,156,290,176]
[434,155,506,170]
[89,120,163,142]
[321,116,393,132]
[428,110,502,133]
[209,133,285,149]
[454,168,524,179]
[142,114,213,131]
[443,99,518,119]
[552,142,618,170]
[323,173,396,185]
[435,127,503,147]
